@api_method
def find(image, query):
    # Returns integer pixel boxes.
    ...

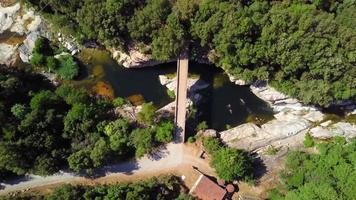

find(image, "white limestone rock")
[0,3,20,34]
[197,129,218,138]
[0,43,17,65]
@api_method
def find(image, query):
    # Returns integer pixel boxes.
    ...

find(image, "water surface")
[74,48,274,131]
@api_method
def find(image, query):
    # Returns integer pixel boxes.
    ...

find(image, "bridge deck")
[174,54,189,142]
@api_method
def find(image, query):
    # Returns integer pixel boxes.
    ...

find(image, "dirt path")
[0,142,214,195]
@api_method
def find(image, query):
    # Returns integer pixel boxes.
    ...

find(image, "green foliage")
[67,149,93,173]
[265,145,279,156]
[42,176,188,200]
[55,84,88,105]
[202,136,253,182]
[30,53,46,67]
[11,104,27,119]
[112,97,126,107]
[211,147,253,182]
[130,128,155,158]
[202,136,221,155]
[167,89,175,99]
[155,120,174,143]
[45,56,57,72]
[187,136,196,143]
[104,119,130,155]
[128,0,172,43]
[196,121,208,132]
[56,55,79,80]
[137,102,156,125]
[271,138,356,200]
[152,12,186,61]
[303,133,315,148]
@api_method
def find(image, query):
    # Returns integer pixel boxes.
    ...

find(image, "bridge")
[174,52,189,143]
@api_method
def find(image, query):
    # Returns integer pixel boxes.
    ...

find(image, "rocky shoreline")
[1,2,355,152]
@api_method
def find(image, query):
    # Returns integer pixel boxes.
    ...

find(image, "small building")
[190,174,227,200]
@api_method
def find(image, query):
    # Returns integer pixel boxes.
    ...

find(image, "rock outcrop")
[221,75,356,153]
[0,43,17,65]
[111,47,173,68]
[156,75,209,117]
[0,3,50,64]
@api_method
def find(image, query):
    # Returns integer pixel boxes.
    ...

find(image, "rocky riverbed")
[219,79,356,154]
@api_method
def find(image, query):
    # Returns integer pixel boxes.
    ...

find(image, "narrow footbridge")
[174,52,189,143]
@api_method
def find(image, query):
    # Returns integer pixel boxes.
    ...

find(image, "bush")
[265,145,279,155]
[137,102,156,125]
[303,133,315,148]
[211,147,253,182]
[202,137,221,155]
[130,128,155,158]
[167,89,175,99]
[11,104,27,119]
[56,55,79,80]
[45,56,57,72]
[196,121,208,132]
[187,136,196,143]
[155,120,174,143]
[30,53,45,67]
[112,97,126,107]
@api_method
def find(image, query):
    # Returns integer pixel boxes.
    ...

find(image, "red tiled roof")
[190,175,227,200]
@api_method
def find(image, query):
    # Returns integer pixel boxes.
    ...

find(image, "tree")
[137,102,156,125]
[30,53,45,67]
[11,104,27,119]
[67,149,93,173]
[155,121,174,143]
[128,0,172,43]
[45,56,57,72]
[152,12,186,61]
[211,147,253,181]
[55,84,88,105]
[56,55,79,80]
[90,138,111,168]
[46,184,85,200]
[104,119,130,155]
[130,128,155,158]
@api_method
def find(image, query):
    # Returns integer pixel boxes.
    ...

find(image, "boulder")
[0,3,20,34]
[0,43,17,65]
[111,46,172,68]
[18,31,40,63]
[197,129,218,138]
[159,75,170,85]
[310,122,356,140]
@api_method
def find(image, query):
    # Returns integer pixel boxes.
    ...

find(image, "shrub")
[303,133,315,148]
[196,121,208,132]
[167,89,175,99]
[155,120,174,143]
[56,55,79,80]
[45,56,57,72]
[187,136,196,143]
[112,97,126,107]
[11,104,27,119]
[202,137,221,155]
[137,102,156,125]
[211,147,253,182]
[265,145,279,155]
[30,53,45,67]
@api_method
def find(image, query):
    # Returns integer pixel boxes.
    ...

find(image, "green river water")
[72,48,274,131]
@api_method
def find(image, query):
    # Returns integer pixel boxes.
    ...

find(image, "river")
[71,48,274,131]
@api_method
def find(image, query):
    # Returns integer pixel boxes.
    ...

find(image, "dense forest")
[0,67,174,180]
[26,0,356,106]
[0,176,194,200]
[269,138,356,200]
